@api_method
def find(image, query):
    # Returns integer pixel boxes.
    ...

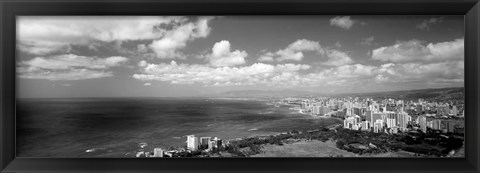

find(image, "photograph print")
[16,16,465,158]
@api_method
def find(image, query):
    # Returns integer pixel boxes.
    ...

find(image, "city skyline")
[16,16,464,98]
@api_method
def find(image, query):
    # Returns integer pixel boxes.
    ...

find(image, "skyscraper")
[187,135,199,151]
[418,115,427,133]
[200,137,211,148]
[374,119,383,133]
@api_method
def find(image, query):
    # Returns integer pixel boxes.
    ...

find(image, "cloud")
[329,16,363,30]
[274,39,323,62]
[17,54,127,80]
[416,17,443,31]
[149,17,212,59]
[371,38,463,62]
[132,60,463,89]
[17,16,189,55]
[257,54,274,62]
[17,40,72,55]
[360,36,375,46]
[20,54,128,70]
[144,83,152,86]
[133,61,310,86]
[17,68,114,81]
[205,40,248,67]
[17,16,212,57]
[301,61,463,88]
[320,50,354,66]
[138,60,148,67]
[259,39,353,66]
[258,39,321,62]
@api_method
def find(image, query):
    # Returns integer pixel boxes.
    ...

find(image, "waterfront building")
[213,137,222,147]
[187,135,199,151]
[153,148,164,157]
[207,140,216,151]
[136,151,145,157]
[200,137,211,148]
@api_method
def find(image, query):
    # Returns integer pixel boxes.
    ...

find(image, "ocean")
[16,97,341,157]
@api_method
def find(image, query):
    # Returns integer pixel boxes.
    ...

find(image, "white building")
[187,135,199,151]
[374,119,383,133]
[153,148,164,157]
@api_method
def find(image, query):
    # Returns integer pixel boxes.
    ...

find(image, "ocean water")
[16,97,340,157]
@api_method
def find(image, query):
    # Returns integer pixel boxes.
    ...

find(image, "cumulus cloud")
[258,39,321,62]
[132,60,463,89]
[329,16,363,30]
[17,54,127,80]
[257,54,274,62]
[274,39,322,62]
[149,17,212,59]
[371,38,463,62]
[416,17,443,31]
[259,39,353,66]
[320,50,354,66]
[133,61,310,86]
[17,16,188,55]
[17,16,212,57]
[205,40,248,67]
[301,61,463,88]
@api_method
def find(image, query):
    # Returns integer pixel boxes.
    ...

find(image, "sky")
[16,16,464,98]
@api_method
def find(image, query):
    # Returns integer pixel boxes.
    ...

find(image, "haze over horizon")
[16,16,464,98]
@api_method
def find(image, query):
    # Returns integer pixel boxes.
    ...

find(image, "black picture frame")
[1,0,479,172]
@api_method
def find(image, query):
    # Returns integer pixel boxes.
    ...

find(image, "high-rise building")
[418,115,427,133]
[344,117,355,129]
[153,148,164,157]
[371,113,383,124]
[432,119,442,130]
[416,105,423,114]
[374,119,383,133]
[445,121,455,133]
[200,137,211,148]
[353,107,360,116]
[397,112,410,132]
[361,121,371,131]
[187,135,199,151]
[213,137,222,147]
[385,112,396,128]
[366,110,373,122]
